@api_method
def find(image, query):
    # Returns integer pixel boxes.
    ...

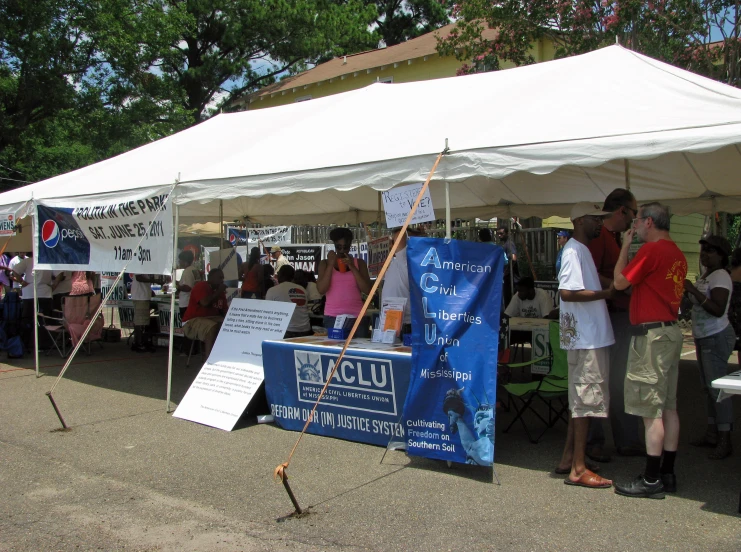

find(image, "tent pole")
[166,204,179,412]
[219,200,224,248]
[444,139,451,240]
[33,268,40,378]
[624,159,631,190]
[445,182,451,239]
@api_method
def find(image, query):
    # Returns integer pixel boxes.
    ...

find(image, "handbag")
[102,325,121,342]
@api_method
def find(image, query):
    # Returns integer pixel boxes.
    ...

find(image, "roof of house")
[250,22,499,100]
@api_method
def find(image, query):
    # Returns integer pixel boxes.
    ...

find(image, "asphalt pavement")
[1,336,740,551]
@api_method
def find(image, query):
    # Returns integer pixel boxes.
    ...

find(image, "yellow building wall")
[671,213,705,281]
[250,39,553,110]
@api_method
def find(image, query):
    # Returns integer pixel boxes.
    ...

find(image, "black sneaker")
[131,345,147,353]
[614,475,665,499]
[661,473,677,493]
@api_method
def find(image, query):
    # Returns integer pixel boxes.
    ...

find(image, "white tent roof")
[2,45,740,223]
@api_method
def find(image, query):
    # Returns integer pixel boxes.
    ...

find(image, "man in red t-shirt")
[585,188,643,462]
[612,202,687,499]
[182,269,228,358]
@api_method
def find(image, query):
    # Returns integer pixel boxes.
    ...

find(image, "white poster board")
[381,183,436,228]
[207,248,239,281]
[531,325,551,375]
[173,299,295,431]
[100,272,127,306]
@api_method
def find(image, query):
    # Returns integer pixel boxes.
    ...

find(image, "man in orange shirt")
[182,269,228,358]
[613,203,687,499]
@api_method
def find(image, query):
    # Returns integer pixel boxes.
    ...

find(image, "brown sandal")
[564,470,612,488]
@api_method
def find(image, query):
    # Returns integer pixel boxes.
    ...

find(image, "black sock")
[660,450,677,474]
[645,455,661,482]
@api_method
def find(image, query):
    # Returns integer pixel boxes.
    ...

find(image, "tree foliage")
[437,0,741,85]
[0,0,379,184]
[371,0,454,46]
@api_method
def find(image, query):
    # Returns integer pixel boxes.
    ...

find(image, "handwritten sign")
[174,299,295,431]
[381,183,435,229]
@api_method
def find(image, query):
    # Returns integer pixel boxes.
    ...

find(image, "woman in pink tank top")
[317,228,373,337]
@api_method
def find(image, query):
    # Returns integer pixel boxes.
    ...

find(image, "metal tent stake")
[280,470,303,515]
[46,391,68,429]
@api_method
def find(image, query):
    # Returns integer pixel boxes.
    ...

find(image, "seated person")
[504,276,558,319]
[266,265,313,338]
[182,269,228,358]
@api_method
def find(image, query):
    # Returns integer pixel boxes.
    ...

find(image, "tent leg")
[445,182,451,240]
[219,200,224,248]
[33,268,40,378]
[167,204,179,413]
[624,159,631,190]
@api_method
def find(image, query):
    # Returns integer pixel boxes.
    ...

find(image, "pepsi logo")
[7,215,12,221]
[229,232,237,245]
[42,220,60,248]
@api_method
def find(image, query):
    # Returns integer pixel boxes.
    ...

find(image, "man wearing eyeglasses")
[612,202,687,499]
[585,188,644,463]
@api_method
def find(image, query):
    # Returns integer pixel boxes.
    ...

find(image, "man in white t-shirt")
[52,270,73,311]
[130,274,157,352]
[381,227,425,336]
[555,202,616,489]
[8,253,24,289]
[504,276,557,319]
[11,253,53,351]
[265,265,312,338]
[270,245,290,272]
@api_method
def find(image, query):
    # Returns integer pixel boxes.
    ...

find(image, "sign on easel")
[207,248,239,281]
[381,183,436,228]
[173,299,295,431]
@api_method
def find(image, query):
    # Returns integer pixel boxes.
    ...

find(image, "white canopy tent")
[1,44,740,223]
[4,43,740,418]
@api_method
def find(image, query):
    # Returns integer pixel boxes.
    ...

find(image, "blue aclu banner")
[403,238,504,466]
[263,340,412,446]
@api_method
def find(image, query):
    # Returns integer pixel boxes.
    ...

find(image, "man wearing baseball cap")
[613,202,687,499]
[585,188,644,463]
[555,202,615,488]
[270,245,290,272]
[555,230,570,274]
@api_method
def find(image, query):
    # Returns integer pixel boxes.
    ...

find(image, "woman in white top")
[683,235,736,459]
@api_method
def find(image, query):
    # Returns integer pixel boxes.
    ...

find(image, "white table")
[509,317,551,332]
[711,370,741,401]
[711,370,741,513]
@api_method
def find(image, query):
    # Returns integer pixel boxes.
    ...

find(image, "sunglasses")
[333,241,350,251]
[701,245,721,255]
[624,206,637,217]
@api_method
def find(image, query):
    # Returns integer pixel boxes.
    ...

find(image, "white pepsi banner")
[226,225,291,246]
[33,188,173,275]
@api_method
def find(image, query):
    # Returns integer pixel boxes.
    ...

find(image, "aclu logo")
[294,350,397,415]
[37,205,91,265]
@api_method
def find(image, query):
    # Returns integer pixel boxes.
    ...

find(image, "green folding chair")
[501,320,569,443]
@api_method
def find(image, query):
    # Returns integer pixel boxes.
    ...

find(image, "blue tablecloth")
[262,337,412,446]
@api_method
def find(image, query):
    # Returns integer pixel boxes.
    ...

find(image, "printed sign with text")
[174,299,295,431]
[34,187,173,274]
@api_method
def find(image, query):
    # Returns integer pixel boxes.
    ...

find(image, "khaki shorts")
[567,347,610,418]
[133,300,151,326]
[183,316,223,342]
[624,325,682,419]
